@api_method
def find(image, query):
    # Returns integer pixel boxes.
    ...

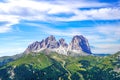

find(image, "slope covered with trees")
[0,52,120,80]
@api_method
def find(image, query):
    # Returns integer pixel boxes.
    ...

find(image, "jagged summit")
[24,35,92,56]
[45,35,59,49]
[70,35,91,54]
[59,38,68,48]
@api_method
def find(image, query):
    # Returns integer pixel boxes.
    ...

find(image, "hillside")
[0,51,120,80]
[0,53,23,67]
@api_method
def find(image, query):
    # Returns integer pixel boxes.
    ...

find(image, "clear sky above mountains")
[0,0,120,56]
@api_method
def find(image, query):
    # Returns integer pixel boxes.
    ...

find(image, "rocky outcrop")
[69,35,91,54]
[24,35,92,55]
[59,38,68,48]
[24,41,41,54]
[45,35,59,49]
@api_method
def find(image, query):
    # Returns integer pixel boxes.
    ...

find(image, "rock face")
[24,35,92,55]
[44,35,59,49]
[59,38,68,48]
[70,35,91,54]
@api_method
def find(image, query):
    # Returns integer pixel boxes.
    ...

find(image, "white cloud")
[96,24,120,42]
[87,7,120,20]
[24,22,82,37]
[0,47,24,57]
[0,0,120,33]
[97,25,120,35]
[92,44,120,54]
[0,26,11,33]
[57,7,120,21]
[25,22,120,43]
[0,14,19,33]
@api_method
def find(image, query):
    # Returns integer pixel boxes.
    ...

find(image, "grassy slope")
[8,53,52,69]
[0,52,120,80]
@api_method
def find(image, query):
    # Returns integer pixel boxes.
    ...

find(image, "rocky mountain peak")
[24,41,41,54]
[46,35,56,41]
[59,38,65,43]
[72,35,85,42]
[59,38,68,48]
[24,35,92,55]
[70,35,91,54]
[45,35,59,49]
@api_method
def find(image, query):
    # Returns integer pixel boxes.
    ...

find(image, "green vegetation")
[0,52,120,80]
[8,53,52,69]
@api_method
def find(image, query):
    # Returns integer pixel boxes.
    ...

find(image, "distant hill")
[93,54,111,56]
[0,53,23,66]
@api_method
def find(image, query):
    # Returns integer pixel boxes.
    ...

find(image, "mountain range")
[0,35,120,80]
[24,35,92,56]
[1,35,91,67]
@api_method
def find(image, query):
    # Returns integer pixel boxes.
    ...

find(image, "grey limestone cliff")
[24,35,92,55]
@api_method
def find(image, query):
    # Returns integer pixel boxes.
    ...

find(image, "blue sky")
[0,0,120,56]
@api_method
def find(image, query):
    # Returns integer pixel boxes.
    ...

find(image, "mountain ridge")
[24,35,92,56]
